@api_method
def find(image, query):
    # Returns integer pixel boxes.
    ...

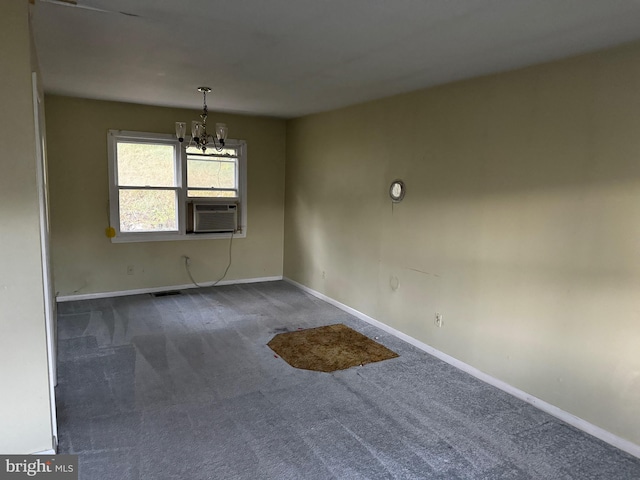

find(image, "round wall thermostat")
[389,180,406,202]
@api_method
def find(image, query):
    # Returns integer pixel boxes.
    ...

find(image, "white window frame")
[108,130,247,243]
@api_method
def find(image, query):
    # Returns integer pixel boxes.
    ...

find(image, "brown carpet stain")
[268,324,399,372]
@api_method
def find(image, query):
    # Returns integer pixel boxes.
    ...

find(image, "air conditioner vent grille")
[193,203,237,233]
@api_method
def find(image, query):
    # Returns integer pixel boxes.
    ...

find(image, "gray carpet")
[55,281,640,479]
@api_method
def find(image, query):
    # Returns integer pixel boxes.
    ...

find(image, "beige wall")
[285,41,640,445]
[0,0,53,454]
[45,96,286,296]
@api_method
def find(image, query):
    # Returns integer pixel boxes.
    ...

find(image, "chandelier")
[175,87,228,153]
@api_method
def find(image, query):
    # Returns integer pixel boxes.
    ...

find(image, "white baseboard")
[283,277,640,460]
[56,276,283,302]
[32,449,56,455]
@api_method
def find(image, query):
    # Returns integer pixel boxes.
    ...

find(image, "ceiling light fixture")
[175,87,228,153]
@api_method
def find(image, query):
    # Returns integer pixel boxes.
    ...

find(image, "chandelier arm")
[209,134,224,152]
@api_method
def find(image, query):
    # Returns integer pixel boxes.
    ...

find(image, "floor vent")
[151,291,182,297]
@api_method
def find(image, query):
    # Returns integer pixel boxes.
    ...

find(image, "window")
[186,146,239,198]
[108,130,246,242]
[115,140,179,233]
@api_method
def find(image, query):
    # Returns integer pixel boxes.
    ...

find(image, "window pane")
[187,189,238,198]
[187,155,237,189]
[117,142,176,187]
[119,189,177,232]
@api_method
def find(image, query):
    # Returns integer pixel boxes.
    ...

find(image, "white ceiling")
[32,0,640,119]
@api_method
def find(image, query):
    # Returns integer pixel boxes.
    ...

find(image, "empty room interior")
[2,0,640,478]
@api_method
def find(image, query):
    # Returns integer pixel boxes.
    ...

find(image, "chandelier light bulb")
[215,123,228,145]
[191,120,202,141]
[175,122,186,142]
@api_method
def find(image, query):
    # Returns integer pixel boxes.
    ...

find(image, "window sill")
[110,230,246,243]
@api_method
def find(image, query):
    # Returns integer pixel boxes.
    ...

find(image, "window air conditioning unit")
[193,203,238,233]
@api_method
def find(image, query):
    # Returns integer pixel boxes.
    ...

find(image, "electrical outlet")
[127,265,134,275]
[183,255,191,266]
[435,312,443,328]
